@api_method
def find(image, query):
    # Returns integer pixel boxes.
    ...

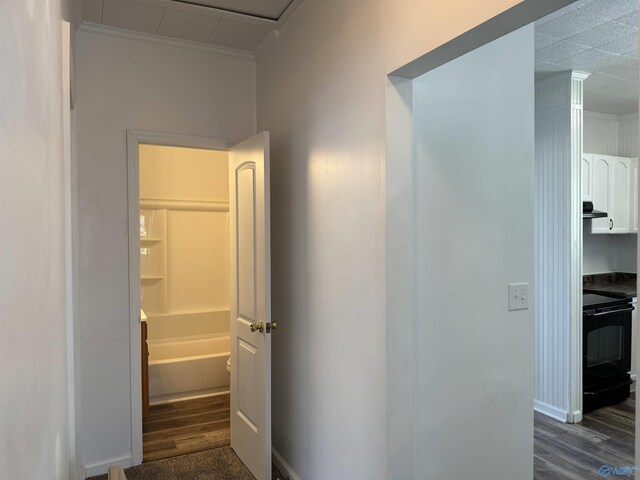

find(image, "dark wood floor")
[534,394,635,479]
[143,394,231,463]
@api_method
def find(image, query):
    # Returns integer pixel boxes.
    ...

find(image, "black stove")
[582,293,634,413]
[583,293,631,311]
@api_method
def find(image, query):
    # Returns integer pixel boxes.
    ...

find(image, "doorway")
[386,0,639,478]
[127,131,273,480]
[137,143,232,462]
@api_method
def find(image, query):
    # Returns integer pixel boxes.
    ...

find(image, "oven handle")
[585,306,635,317]
[584,379,633,396]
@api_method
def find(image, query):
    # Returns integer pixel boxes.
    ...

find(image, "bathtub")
[148,334,230,404]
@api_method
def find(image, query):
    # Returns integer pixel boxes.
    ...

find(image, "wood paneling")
[584,112,619,156]
[583,112,638,275]
[535,72,585,421]
[143,394,230,463]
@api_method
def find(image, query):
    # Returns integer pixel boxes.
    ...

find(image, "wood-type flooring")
[534,394,635,479]
[143,394,230,463]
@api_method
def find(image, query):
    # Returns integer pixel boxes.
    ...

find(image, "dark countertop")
[583,272,637,299]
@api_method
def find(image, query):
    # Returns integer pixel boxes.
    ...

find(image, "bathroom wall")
[139,145,230,341]
[76,29,255,473]
[583,111,638,274]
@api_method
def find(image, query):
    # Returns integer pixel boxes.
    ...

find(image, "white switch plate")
[509,283,529,311]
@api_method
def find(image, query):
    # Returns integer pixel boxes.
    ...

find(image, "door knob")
[250,321,264,333]
[266,322,278,333]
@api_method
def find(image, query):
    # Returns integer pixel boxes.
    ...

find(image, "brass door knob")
[266,322,278,333]
[250,322,264,333]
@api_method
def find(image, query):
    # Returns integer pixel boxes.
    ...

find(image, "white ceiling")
[80,0,300,52]
[175,0,292,21]
[535,0,639,116]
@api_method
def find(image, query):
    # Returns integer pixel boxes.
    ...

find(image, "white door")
[591,155,612,234]
[229,132,272,480]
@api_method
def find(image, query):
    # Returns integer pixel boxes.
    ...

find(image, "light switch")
[509,283,529,311]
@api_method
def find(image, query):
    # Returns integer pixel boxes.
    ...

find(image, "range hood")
[583,201,607,219]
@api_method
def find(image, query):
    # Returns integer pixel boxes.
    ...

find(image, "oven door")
[583,305,633,391]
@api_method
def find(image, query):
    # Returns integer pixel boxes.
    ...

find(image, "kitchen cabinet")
[588,154,631,234]
[582,154,593,202]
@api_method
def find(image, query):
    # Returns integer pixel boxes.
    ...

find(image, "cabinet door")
[630,158,638,234]
[591,155,612,234]
[582,153,593,202]
[611,156,630,234]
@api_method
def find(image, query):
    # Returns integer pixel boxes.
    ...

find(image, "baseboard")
[534,400,568,423]
[568,409,583,424]
[631,374,636,393]
[272,448,301,480]
[84,454,132,478]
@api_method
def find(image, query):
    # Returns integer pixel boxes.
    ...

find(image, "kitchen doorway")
[385,0,639,477]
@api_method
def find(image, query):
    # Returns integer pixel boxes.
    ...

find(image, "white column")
[534,70,588,423]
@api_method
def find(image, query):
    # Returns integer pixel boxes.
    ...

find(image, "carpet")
[87,447,256,480]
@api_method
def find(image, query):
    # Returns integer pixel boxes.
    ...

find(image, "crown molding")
[254,30,280,60]
[276,0,305,28]
[76,22,255,60]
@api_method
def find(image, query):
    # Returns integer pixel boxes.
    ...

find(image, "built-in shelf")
[140,237,162,244]
[141,275,164,281]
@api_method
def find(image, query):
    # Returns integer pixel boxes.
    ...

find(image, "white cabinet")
[611,156,631,233]
[589,154,631,234]
[630,158,638,234]
[591,155,613,233]
[582,154,593,202]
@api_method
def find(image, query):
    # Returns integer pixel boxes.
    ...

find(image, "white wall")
[412,26,535,478]
[256,1,524,478]
[75,32,256,473]
[583,111,638,274]
[0,1,71,479]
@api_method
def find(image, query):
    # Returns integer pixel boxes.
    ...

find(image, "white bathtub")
[148,334,230,404]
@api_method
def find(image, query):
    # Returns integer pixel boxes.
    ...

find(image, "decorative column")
[534,70,589,423]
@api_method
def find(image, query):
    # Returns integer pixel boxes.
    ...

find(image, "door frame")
[126,130,231,465]
[385,0,587,477]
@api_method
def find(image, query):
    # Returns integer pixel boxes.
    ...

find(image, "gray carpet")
[88,447,256,480]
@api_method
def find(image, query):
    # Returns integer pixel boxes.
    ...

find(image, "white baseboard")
[272,448,301,480]
[534,400,568,423]
[631,374,637,393]
[84,454,132,478]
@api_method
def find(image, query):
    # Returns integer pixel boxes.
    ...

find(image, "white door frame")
[126,130,231,465]
[385,0,588,476]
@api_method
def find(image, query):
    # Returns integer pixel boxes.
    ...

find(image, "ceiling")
[80,0,301,52]
[535,0,639,116]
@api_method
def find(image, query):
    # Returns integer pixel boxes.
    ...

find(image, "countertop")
[583,272,637,299]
